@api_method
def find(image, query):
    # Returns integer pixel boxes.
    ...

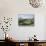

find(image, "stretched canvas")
[18,14,34,26]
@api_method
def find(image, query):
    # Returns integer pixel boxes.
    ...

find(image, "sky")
[18,14,34,19]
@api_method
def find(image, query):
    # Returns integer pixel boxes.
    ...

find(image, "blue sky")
[18,14,34,19]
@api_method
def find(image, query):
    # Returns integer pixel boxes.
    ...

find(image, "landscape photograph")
[18,14,34,26]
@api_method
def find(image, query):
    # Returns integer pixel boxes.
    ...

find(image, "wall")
[0,0,46,40]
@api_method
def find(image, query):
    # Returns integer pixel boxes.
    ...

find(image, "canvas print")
[18,14,34,26]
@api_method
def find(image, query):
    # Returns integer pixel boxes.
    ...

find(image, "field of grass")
[18,19,34,26]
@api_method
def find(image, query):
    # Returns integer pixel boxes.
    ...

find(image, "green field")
[18,19,34,26]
